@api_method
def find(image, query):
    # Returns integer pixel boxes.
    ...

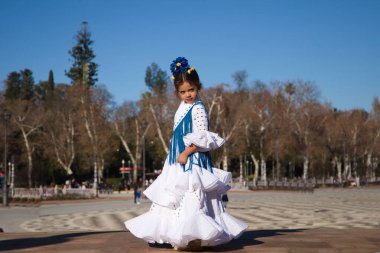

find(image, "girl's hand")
[177,153,188,164]
[177,144,197,164]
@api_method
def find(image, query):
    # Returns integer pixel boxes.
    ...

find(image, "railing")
[232,176,380,192]
[0,187,96,199]
[243,180,315,191]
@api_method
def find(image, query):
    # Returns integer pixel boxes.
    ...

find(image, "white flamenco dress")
[125,100,247,248]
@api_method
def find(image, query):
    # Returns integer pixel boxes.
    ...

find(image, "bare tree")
[206,87,242,172]
[43,85,78,175]
[113,101,150,183]
[10,100,42,188]
[365,97,380,181]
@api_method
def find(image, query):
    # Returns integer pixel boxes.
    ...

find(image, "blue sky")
[0,0,379,111]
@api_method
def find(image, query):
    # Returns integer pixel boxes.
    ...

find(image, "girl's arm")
[177,144,197,164]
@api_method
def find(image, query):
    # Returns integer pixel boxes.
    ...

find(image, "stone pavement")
[1,228,380,252]
[13,188,380,232]
[1,188,380,252]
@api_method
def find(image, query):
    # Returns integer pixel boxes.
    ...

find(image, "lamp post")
[246,160,249,178]
[2,109,11,207]
[94,161,98,197]
[128,160,131,184]
[142,136,146,190]
[121,159,125,188]
[10,160,14,197]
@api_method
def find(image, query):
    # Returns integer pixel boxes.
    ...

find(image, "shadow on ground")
[0,229,306,252]
[0,231,117,251]
[147,229,306,251]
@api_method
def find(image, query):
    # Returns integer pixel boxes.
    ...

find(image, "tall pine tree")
[144,63,168,96]
[20,69,34,100]
[47,70,55,93]
[66,21,98,88]
[4,71,21,100]
[35,70,55,100]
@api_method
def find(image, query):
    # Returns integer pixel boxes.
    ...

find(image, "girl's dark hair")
[173,69,202,92]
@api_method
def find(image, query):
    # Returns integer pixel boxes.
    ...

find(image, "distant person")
[135,178,142,204]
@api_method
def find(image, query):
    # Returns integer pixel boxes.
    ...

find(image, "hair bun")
[170,57,191,75]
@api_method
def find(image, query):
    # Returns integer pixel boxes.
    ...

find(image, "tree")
[324,109,345,182]
[46,70,55,96]
[208,87,242,172]
[143,63,172,154]
[4,71,21,101]
[232,70,248,92]
[43,85,77,176]
[145,63,169,96]
[365,97,380,181]
[10,100,42,188]
[248,82,275,182]
[66,21,98,88]
[113,101,150,183]
[35,70,55,101]
[20,69,34,100]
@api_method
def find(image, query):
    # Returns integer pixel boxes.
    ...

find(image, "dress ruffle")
[125,162,248,248]
[125,100,247,248]
[183,131,225,152]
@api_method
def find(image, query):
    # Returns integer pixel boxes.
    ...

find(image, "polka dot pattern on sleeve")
[192,104,209,132]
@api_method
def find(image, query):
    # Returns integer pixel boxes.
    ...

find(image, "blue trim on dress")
[168,101,214,173]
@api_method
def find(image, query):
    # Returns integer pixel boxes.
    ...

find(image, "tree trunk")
[251,153,259,182]
[260,153,267,182]
[344,154,351,179]
[81,96,101,190]
[134,119,141,183]
[302,155,309,180]
[149,103,168,154]
[334,156,342,183]
[239,155,243,183]
[276,161,281,181]
[19,126,38,188]
[366,153,371,180]
[259,132,266,182]
[373,157,378,181]
[50,118,75,175]
[114,122,136,167]
[222,147,228,171]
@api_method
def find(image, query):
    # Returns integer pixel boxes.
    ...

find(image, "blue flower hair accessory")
[170,57,192,79]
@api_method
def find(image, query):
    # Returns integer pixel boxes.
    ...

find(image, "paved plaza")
[1,187,380,252]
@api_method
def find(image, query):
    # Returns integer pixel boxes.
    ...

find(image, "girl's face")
[177,81,198,104]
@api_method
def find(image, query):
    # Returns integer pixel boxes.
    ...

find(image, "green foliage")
[4,71,21,100]
[35,70,55,101]
[66,21,98,88]
[105,177,122,189]
[47,70,55,94]
[144,63,168,96]
[4,69,35,101]
[20,69,34,100]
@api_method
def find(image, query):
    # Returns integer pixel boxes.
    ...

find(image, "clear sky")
[0,0,379,111]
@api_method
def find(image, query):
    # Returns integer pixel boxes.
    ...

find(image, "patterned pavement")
[18,187,380,232]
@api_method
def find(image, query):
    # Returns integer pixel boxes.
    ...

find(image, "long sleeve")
[183,103,224,152]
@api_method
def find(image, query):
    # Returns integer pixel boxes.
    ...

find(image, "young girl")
[125,57,247,250]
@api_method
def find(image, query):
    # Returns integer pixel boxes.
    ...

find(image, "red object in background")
[0,172,4,177]
[119,167,132,172]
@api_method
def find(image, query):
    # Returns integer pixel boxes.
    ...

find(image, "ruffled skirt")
[124,159,247,248]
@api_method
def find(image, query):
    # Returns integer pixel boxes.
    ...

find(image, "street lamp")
[2,109,11,207]
[142,136,146,190]
[128,160,131,184]
[10,160,14,197]
[246,160,249,178]
[121,159,125,188]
